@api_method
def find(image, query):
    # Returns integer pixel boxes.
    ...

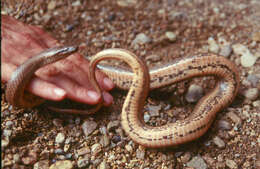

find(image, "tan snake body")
[6,47,240,148]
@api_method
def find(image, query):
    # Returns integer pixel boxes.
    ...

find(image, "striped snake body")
[6,47,240,148]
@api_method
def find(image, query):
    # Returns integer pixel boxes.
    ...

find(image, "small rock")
[146,54,161,62]
[243,88,259,101]
[218,120,232,130]
[5,121,13,128]
[107,121,120,131]
[34,160,49,169]
[13,153,20,163]
[72,0,81,7]
[100,134,110,147]
[253,100,260,108]
[148,104,161,117]
[219,45,232,57]
[232,44,257,67]
[125,144,133,153]
[53,119,63,127]
[55,149,64,154]
[226,159,238,169]
[91,143,102,156]
[226,112,242,127]
[3,129,12,137]
[112,135,121,143]
[185,84,204,103]
[47,1,56,10]
[77,146,91,156]
[50,160,73,169]
[213,136,225,148]
[180,152,191,163]
[165,31,177,42]
[252,31,260,42]
[143,113,150,123]
[247,74,260,87]
[77,156,90,168]
[208,37,220,53]
[186,156,208,169]
[82,120,97,136]
[98,160,108,169]
[136,148,145,159]
[1,139,9,148]
[22,151,37,165]
[55,133,66,144]
[117,0,137,7]
[132,33,151,45]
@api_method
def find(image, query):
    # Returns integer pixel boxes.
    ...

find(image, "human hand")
[1,15,114,106]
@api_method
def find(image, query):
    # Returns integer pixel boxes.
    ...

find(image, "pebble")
[253,100,260,108]
[91,143,102,156]
[55,149,64,155]
[219,45,232,57]
[132,33,151,45]
[146,54,161,62]
[34,160,49,169]
[111,135,121,143]
[147,104,161,117]
[100,134,110,147]
[165,31,177,42]
[3,129,12,138]
[5,121,14,128]
[232,44,257,67]
[47,1,56,10]
[218,120,232,130]
[208,37,220,53]
[53,119,63,127]
[213,136,225,148]
[243,88,259,101]
[225,159,238,169]
[98,160,108,169]
[77,156,90,168]
[81,120,97,136]
[252,31,260,42]
[125,144,133,153]
[49,160,73,169]
[13,153,20,163]
[180,152,191,163]
[1,139,9,148]
[186,155,208,169]
[136,147,145,159]
[22,151,37,165]
[143,113,150,123]
[226,112,242,127]
[55,133,66,144]
[117,0,137,7]
[247,74,260,87]
[107,120,120,131]
[71,0,81,7]
[185,84,204,103]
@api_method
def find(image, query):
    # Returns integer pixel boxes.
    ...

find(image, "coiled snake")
[5,46,239,148]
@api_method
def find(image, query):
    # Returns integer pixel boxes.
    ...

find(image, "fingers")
[2,63,66,101]
[67,53,115,91]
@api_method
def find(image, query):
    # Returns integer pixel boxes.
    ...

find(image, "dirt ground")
[1,0,260,169]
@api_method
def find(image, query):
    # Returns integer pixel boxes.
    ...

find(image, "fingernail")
[87,91,100,101]
[54,88,66,97]
[103,92,114,106]
[103,77,115,89]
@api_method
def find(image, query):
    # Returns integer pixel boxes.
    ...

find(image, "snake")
[5,46,240,148]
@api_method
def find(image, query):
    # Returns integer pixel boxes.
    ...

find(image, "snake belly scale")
[6,47,240,148]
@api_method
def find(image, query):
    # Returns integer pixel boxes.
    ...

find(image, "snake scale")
[5,46,239,148]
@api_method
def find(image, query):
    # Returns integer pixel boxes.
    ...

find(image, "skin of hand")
[1,15,115,107]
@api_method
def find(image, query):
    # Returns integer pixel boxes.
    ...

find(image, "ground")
[1,0,260,169]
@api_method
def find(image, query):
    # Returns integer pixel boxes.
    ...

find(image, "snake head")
[42,46,78,60]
